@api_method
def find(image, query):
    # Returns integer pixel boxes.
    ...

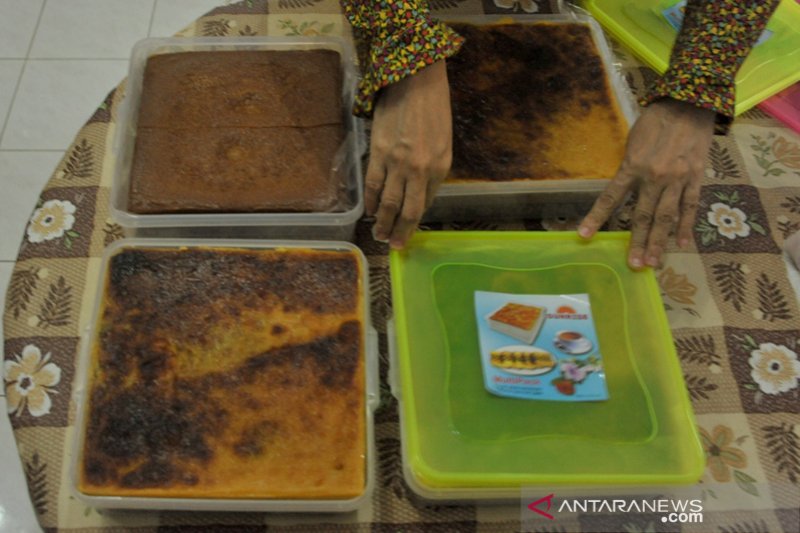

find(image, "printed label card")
[474,291,609,402]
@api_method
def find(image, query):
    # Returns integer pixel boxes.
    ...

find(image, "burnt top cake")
[78,247,366,499]
[127,49,348,214]
[446,22,629,182]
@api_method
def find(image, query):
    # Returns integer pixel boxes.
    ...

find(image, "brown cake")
[446,22,629,182]
[127,49,346,214]
[129,125,344,213]
[137,51,342,128]
[78,246,366,499]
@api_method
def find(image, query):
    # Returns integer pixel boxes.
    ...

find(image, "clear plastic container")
[70,238,378,512]
[424,14,639,223]
[110,37,365,241]
[388,231,704,500]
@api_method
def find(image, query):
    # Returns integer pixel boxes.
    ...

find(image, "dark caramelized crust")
[446,22,628,182]
[128,125,345,213]
[80,247,366,499]
[128,49,347,214]
[137,50,342,128]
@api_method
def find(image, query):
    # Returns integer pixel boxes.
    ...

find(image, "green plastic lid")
[389,232,704,493]
[584,0,800,115]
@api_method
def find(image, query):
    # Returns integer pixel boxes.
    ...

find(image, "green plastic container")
[389,231,704,499]
[584,0,800,115]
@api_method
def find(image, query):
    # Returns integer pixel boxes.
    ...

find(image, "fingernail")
[630,257,642,268]
[646,256,659,266]
[578,227,591,239]
[371,226,388,243]
[678,238,689,249]
[389,239,404,250]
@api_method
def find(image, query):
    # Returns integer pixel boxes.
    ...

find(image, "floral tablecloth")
[3,1,799,532]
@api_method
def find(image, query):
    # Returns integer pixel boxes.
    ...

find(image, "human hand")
[577,98,715,269]
[367,60,452,248]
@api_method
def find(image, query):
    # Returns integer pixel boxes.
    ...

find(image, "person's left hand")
[577,98,716,269]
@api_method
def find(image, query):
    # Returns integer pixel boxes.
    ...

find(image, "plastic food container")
[424,14,639,223]
[110,37,365,241]
[71,239,378,512]
[759,82,800,134]
[388,231,704,500]
[585,0,800,115]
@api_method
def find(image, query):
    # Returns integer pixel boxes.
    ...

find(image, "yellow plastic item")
[584,0,800,114]
[389,232,704,498]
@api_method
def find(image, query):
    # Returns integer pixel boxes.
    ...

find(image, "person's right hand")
[367,59,452,248]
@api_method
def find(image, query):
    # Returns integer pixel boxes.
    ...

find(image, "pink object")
[759,83,800,134]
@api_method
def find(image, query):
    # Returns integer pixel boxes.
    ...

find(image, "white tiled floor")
[0,2,225,531]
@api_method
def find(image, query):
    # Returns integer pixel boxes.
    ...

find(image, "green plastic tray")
[389,231,704,496]
[584,0,800,115]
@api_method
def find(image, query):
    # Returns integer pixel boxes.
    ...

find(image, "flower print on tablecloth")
[694,187,779,254]
[659,254,724,329]
[706,202,752,240]
[658,266,698,314]
[698,424,766,503]
[727,329,800,414]
[751,133,800,178]
[4,344,61,418]
[700,425,748,484]
[748,343,800,396]
[26,199,78,247]
[698,423,771,505]
[18,187,97,260]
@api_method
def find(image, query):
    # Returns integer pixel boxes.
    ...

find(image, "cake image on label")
[486,302,546,344]
[78,246,366,500]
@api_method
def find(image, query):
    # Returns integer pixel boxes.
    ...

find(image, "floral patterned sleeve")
[340,0,464,117]
[642,0,780,132]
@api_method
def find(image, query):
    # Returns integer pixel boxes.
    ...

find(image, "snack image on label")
[490,346,555,375]
[486,302,546,344]
[475,291,609,402]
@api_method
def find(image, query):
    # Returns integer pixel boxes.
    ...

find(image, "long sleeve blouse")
[341,0,779,129]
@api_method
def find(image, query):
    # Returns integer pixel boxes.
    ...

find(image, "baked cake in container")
[446,21,629,182]
[77,244,367,501]
[128,49,346,214]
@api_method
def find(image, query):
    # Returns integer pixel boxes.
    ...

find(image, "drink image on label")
[554,330,593,355]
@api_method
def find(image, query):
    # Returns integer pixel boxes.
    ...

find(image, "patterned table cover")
[3,1,799,531]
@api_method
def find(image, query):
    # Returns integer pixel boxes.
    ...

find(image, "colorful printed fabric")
[340,0,464,116]
[642,0,779,131]
[343,0,777,129]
